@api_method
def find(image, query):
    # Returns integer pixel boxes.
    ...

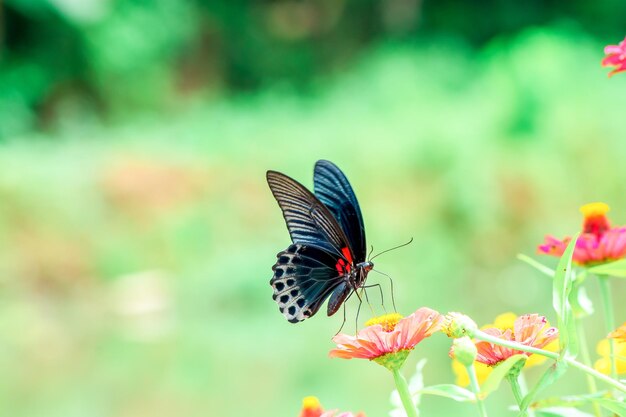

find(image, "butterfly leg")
[363,283,386,314]
[335,290,355,335]
[372,269,398,313]
[361,286,376,316]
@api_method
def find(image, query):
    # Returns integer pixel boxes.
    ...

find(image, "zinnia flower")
[474,314,557,367]
[329,308,442,371]
[594,338,626,375]
[538,202,626,265]
[602,37,626,77]
[608,322,626,343]
[299,396,365,417]
[451,313,559,386]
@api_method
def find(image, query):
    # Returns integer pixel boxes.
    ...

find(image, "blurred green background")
[2,1,626,416]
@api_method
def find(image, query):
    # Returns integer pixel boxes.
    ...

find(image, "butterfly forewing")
[266,170,351,256]
[313,160,366,262]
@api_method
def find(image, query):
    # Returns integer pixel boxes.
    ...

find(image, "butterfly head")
[356,261,374,273]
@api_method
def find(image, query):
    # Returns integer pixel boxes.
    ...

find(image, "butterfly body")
[267,160,371,323]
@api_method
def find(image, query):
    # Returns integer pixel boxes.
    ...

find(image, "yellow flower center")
[301,396,321,411]
[580,202,611,236]
[365,313,403,332]
[580,202,610,217]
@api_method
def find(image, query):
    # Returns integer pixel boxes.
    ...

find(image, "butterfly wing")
[267,170,351,256]
[271,244,346,322]
[267,170,356,322]
[313,160,366,262]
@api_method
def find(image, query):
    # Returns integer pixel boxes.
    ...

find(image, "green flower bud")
[451,336,478,367]
[443,312,478,338]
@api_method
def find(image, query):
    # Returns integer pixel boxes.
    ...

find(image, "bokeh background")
[2,1,626,416]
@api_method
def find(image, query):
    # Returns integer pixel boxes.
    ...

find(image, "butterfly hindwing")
[271,244,344,322]
[313,160,366,262]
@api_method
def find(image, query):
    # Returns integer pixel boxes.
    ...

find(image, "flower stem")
[466,363,488,417]
[472,329,626,393]
[517,373,536,417]
[576,320,602,417]
[598,276,617,381]
[507,374,526,416]
[392,368,419,417]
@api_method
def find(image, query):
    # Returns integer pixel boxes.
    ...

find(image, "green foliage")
[480,355,528,397]
[588,259,626,277]
[552,234,579,359]
[415,384,475,402]
[1,29,626,417]
[2,1,626,138]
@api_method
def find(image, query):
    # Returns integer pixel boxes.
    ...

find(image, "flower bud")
[443,312,478,338]
[450,336,477,367]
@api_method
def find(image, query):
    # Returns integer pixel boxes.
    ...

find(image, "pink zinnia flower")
[474,314,558,366]
[538,202,626,265]
[602,37,626,77]
[299,397,365,417]
[329,308,442,371]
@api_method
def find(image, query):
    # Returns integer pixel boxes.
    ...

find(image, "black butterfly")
[267,160,373,323]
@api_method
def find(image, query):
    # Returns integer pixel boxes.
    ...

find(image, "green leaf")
[520,361,568,413]
[533,392,607,408]
[480,354,527,397]
[536,407,595,417]
[414,384,475,402]
[552,234,579,358]
[588,259,626,278]
[594,398,626,416]
[570,283,594,318]
[517,254,556,277]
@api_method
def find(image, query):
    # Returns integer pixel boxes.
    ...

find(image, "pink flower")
[602,37,626,77]
[329,308,442,370]
[538,202,626,265]
[474,314,558,366]
[299,397,365,417]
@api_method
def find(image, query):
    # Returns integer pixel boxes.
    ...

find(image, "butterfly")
[267,160,373,323]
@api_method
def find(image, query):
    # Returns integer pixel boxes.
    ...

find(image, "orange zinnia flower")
[451,313,559,385]
[299,396,365,417]
[329,308,442,371]
[608,322,626,343]
[474,314,558,366]
[538,202,626,265]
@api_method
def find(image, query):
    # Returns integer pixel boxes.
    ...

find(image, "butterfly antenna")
[367,244,375,261]
[369,237,414,261]
[371,268,397,313]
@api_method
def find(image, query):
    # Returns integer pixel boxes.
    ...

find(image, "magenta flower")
[602,37,626,77]
[474,314,558,366]
[538,202,626,265]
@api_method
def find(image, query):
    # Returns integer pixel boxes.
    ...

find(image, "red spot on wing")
[335,247,353,274]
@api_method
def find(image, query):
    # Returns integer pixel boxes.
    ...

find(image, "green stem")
[507,374,526,416]
[392,368,419,417]
[576,320,602,417]
[466,363,489,417]
[598,276,617,381]
[517,374,536,417]
[473,329,626,393]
